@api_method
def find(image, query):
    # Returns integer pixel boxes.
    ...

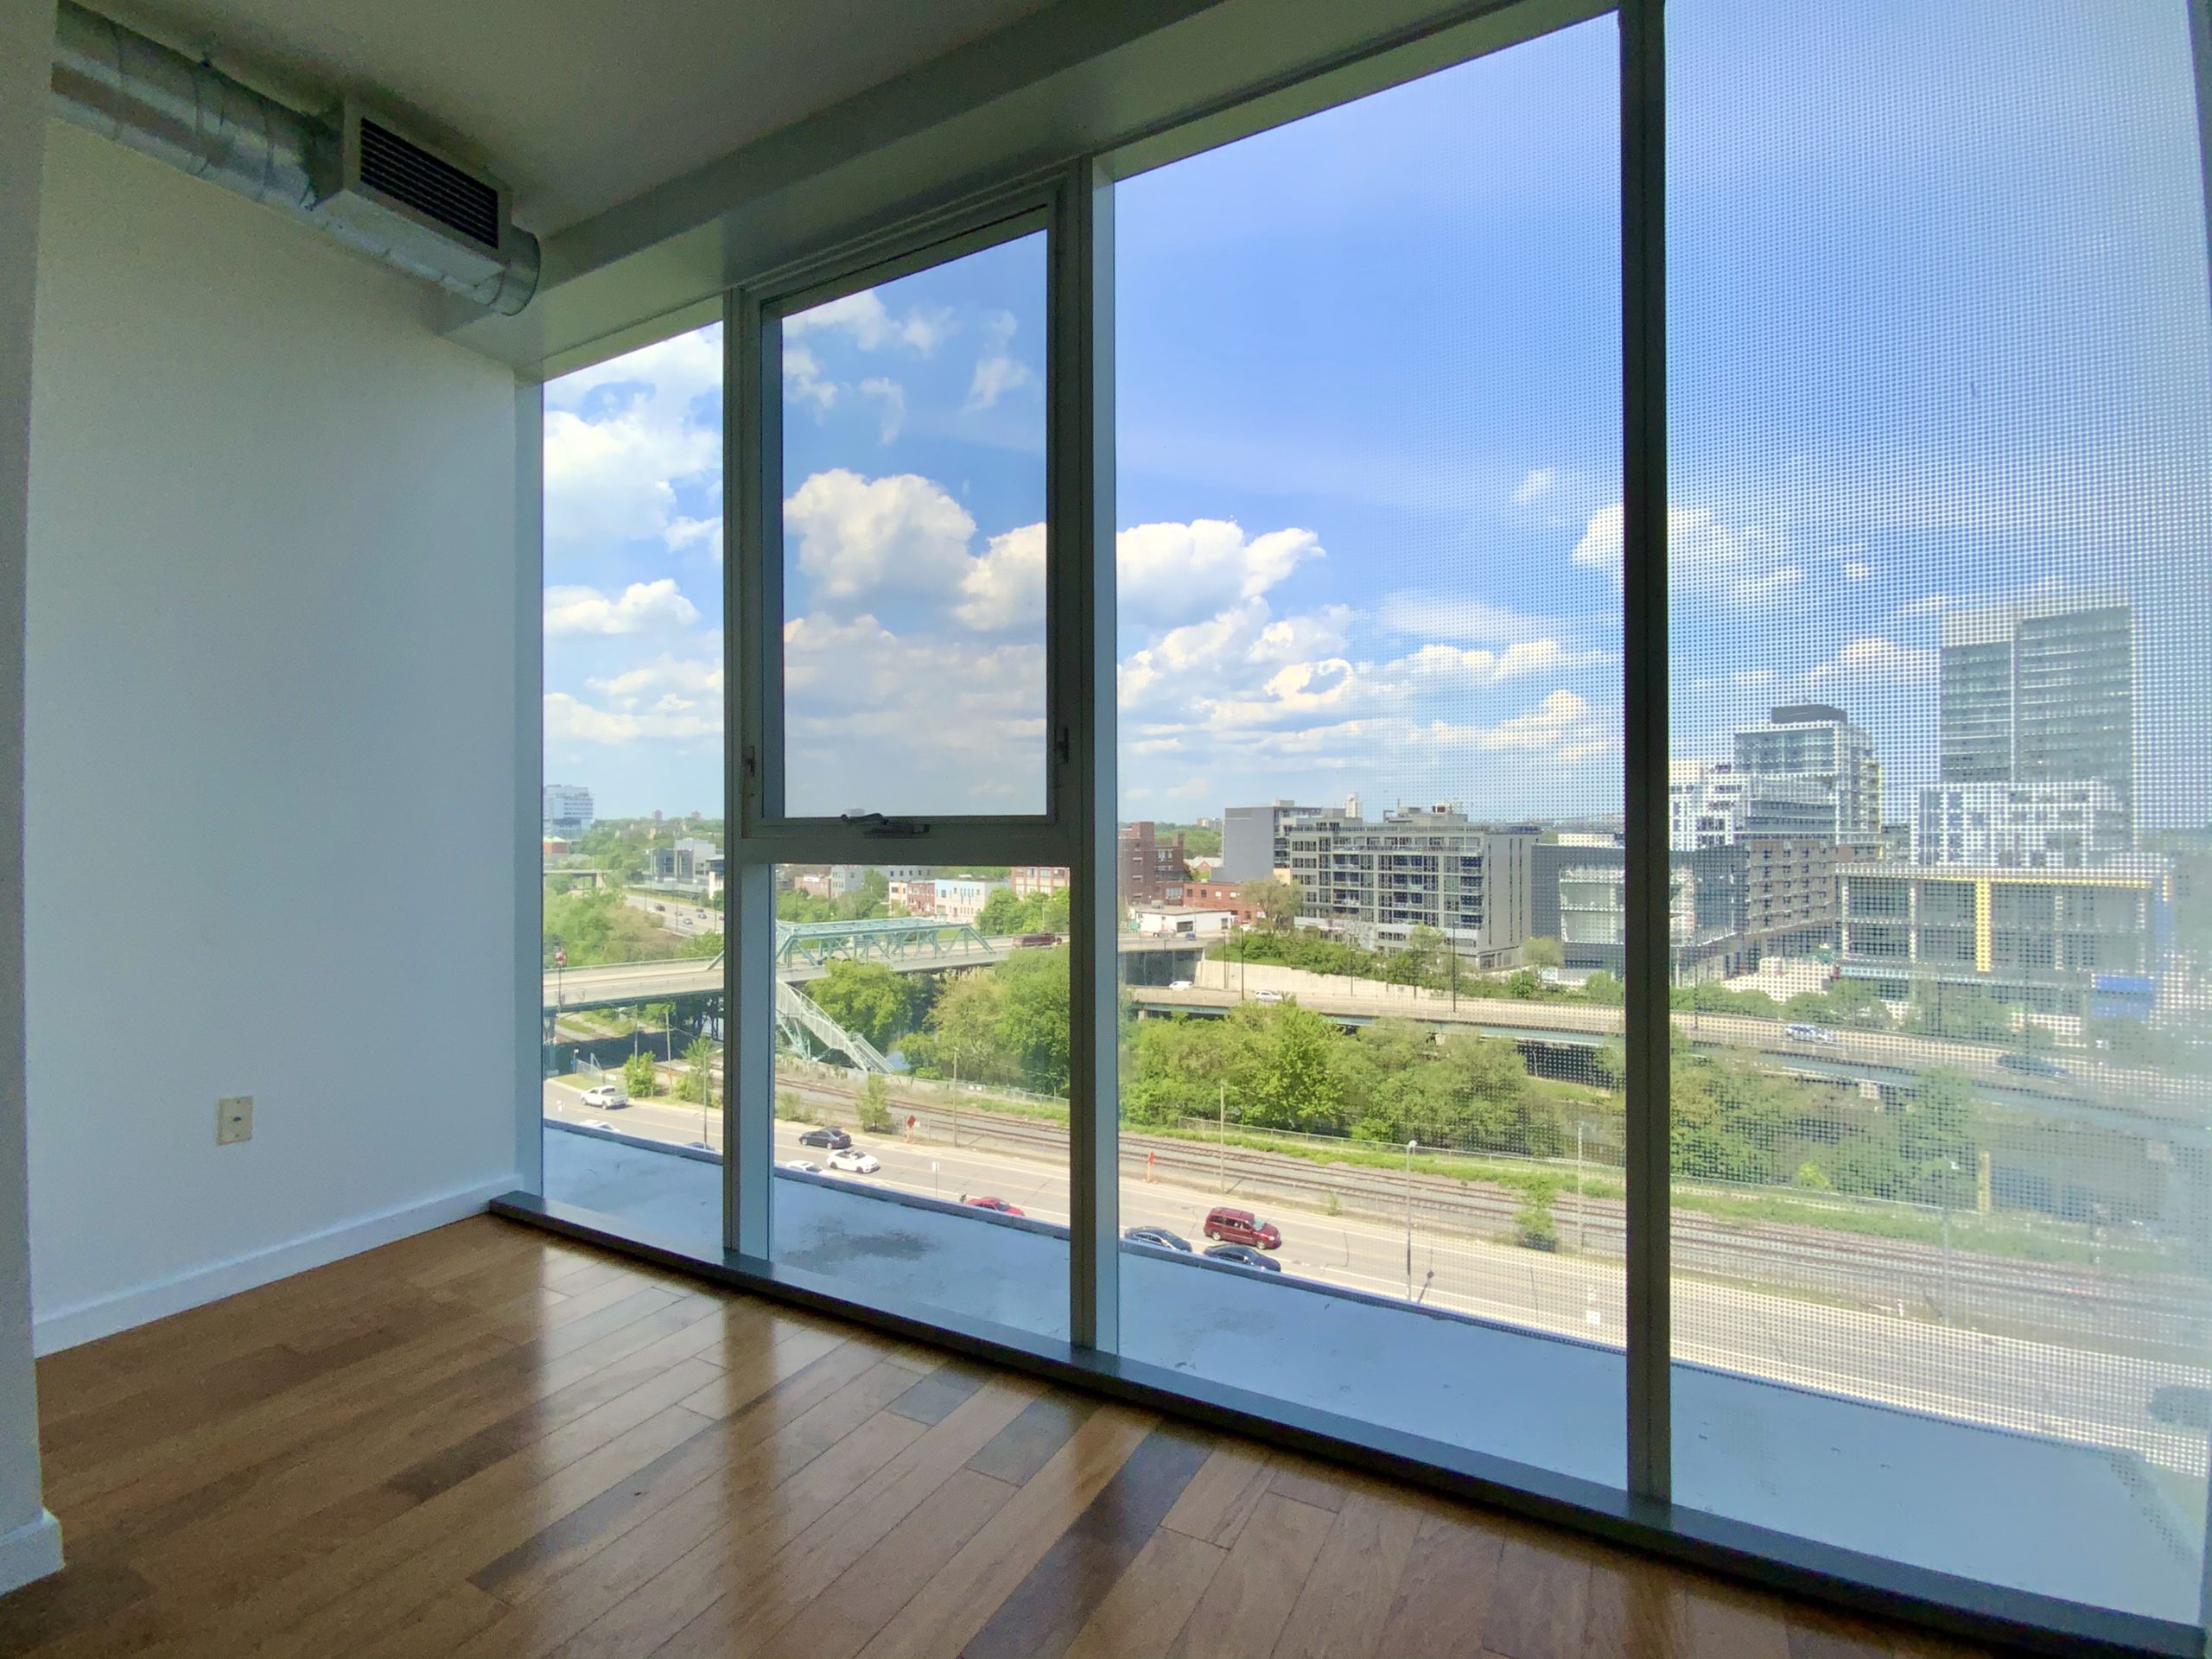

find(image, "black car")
[1123,1226,1192,1253]
[1998,1052,2069,1080]
[1203,1243,1281,1272]
[797,1125,853,1149]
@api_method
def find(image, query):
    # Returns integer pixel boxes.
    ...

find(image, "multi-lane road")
[545,1077,2212,1474]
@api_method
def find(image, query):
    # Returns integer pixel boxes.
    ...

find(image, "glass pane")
[538,322,728,1255]
[1114,19,1625,1487]
[768,863,1071,1339]
[1669,0,2212,1623]
[778,235,1050,819]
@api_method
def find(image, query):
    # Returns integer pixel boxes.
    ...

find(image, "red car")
[1203,1205,1281,1250]
[962,1195,1026,1217]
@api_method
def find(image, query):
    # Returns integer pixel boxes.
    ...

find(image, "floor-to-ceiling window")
[537,322,728,1255]
[1109,14,1629,1488]
[515,2,2212,1643]
[1666,0,2212,1624]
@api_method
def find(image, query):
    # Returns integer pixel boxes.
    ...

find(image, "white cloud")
[784,345,836,416]
[544,579,701,636]
[1794,635,1938,693]
[1116,520,1324,628]
[785,290,953,355]
[785,468,977,610]
[1896,592,1948,619]
[1375,593,1579,645]
[966,310,1037,411]
[1844,561,1872,582]
[1424,690,1612,763]
[956,522,1047,632]
[667,516,721,560]
[1511,468,1557,506]
[586,654,724,706]
[543,327,721,557]
[544,690,721,745]
[1573,501,1804,607]
[859,378,906,443]
[1382,639,1612,690]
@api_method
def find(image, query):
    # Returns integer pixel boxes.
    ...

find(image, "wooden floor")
[0,1217,2007,1659]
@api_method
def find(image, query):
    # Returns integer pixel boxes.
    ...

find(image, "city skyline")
[543,0,2210,833]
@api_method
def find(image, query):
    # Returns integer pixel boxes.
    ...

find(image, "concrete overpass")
[543,926,1205,1011]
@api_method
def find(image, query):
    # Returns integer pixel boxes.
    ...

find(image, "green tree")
[679,1035,716,1104]
[1040,886,1072,934]
[1900,1066,1979,1205]
[1123,1015,1234,1126]
[977,887,1027,935]
[1229,1001,1345,1132]
[856,1071,893,1131]
[1237,876,1304,931]
[1522,936,1566,970]
[998,946,1072,1093]
[1385,925,1449,988]
[621,1052,658,1098]
[809,960,912,1052]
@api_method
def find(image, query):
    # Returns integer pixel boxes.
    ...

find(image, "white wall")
[0,0,64,1599]
[24,124,526,1351]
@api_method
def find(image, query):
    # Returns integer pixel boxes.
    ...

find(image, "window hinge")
[1056,725,1071,764]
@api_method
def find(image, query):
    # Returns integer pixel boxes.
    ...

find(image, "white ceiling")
[99,0,1060,236]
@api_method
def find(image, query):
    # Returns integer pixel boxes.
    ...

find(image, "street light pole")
[1940,1157,1959,1325]
[1576,1120,1590,1253]
[1404,1140,1418,1300]
[1217,1082,1227,1193]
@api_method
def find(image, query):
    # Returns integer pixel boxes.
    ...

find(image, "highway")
[545,1077,2212,1475]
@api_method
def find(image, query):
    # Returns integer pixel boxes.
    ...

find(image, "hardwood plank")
[1160,1442,1274,1548]
[1060,1527,1227,1659]
[1582,1554,1692,1659]
[961,1422,1216,1659]
[883,1359,992,1425]
[845,1402,1159,1659]
[1270,1484,1424,1659]
[1166,1491,1335,1659]
[1265,1455,1348,1514]
[1483,1531,1593,1659]
[963,1390,1096,1487]
[1681,1580,1794,1659]
[1373,1507,1508,1659]
[1787,1608,1900,1659]
[634,1375,1046,1659]
[748,1467,1018,1659]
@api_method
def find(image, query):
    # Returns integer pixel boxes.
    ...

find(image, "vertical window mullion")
[1062,162,1119,1351]
[727,286,773,1261]
[1620,0,1671,1508]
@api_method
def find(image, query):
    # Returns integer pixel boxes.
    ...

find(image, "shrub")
[856,1072,893,1132]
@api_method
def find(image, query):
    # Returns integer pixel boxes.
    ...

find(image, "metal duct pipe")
[49,0,539,314]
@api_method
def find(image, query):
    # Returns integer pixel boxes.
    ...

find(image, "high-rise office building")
[1732,705,1883,839]
[542,783,594,835]
[1221,800,1329,880]
[1939,597,2133,824]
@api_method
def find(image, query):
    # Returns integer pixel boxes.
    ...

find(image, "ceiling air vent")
[314,99,517,291]
[356,118,500,251]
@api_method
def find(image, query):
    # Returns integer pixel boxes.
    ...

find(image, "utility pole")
[1576,1120,1591,1252]
[1217,1082,1227,1192]
[1404,1140,1418,1300]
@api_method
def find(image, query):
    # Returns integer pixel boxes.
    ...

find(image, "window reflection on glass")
[778,235,1050,820]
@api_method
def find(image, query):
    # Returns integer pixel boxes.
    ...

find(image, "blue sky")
[544,0,2211,830]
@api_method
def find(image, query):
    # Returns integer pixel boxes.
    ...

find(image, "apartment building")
[1283,807,1534,964]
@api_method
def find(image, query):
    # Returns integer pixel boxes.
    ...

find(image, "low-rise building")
[1179,880,1260,925]
[1836,860,2171,1018]
[1010,865,1070,899]
[1119,823,1187,906]
[1282,806,1534,965]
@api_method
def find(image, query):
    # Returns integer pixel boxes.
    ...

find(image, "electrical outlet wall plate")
[217,1096,253,1145]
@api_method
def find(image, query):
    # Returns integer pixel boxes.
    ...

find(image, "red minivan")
[1202,1205,1281,1250]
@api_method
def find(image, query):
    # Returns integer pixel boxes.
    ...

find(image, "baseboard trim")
[0,1510,62,1596]
[32,1173,524,1354]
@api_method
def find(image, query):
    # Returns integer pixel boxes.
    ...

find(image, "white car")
[827,1147,881,1174]
[1253,989,1284,1004]
[580,1082,628,1109]
[1169,979,1194,990]
[784,1159,820,1173]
